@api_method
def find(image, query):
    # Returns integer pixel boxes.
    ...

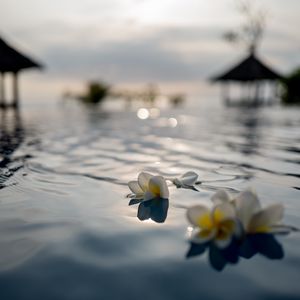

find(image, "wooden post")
[222,83,230,106]
[254,80,260,105]
[12,72,19,108]
[246,81,252,102]
[260,81,266,105]
[241,82,246,102]
[0,72,5,108]
[275,81,280,100]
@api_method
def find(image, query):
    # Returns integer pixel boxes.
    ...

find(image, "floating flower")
[234,189,289,234]
[172,171,199,191]
[128,172,169,201]
[186,202,241,248]
[211,189,234,205]
[211,189,292,235]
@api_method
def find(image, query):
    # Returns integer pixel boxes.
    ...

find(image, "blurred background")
[0,0,299,105]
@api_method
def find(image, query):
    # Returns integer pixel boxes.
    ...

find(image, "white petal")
[138,172,153,192]
[148,176,169,199]
[172,178,181,188]
[144,191,155,201]
[211,190,231,205]
[233,219,243,238]
[248,204,284,233]
[221,218,243,239]
[213,219,239,248]
[180,171,198,186]
[128,181,144,195]
[212,202,236,223]
[186,205,210,227]
[190,228,216,244]
[235,189,261,229]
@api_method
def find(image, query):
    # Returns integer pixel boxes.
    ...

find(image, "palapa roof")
[212,52,281,82]
[0,36,42,73]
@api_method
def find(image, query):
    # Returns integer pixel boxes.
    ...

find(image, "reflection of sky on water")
[0,99,299,299]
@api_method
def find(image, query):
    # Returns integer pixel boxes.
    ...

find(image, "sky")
[0,0,299,102]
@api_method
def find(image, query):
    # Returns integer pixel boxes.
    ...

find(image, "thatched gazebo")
[212,51,282,105]
[0,36,42,108]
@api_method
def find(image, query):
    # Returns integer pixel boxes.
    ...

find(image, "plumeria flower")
[234,189,289,234]
[172,171,199,191]
[186,202,241,248]
[211,189,293,235]
[128,172,169,201]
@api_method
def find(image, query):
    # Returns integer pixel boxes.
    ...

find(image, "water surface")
[0,98,299,300]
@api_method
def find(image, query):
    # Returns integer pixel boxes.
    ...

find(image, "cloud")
[37,25,234,84]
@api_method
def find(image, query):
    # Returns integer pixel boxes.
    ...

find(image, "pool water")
[0,98,299,300]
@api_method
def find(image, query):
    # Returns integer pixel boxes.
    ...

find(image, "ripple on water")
[0,103,300,299]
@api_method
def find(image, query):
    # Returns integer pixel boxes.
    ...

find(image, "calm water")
[0,98,299,300]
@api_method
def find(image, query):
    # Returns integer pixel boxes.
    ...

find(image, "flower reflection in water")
[137,198,169,223]
[129,198,169,223]
[186,233,284,271]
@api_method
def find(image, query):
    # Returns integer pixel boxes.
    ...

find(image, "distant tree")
[78,81,110,104]
[141,84,159,106]
[169,93,186,107]
[223,0,267,53]
[281,67,300,104]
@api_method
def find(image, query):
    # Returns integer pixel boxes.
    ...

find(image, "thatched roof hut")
[212,52,281,82]
[212,52,282,105]
[0,36,42,108]
[0,37,42,72]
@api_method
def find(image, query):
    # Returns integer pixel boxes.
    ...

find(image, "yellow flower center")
[213,208,224,225]
[197,211,236,242]
[216,220,236,240]
[197,213,213,229]
[149,184,161,197]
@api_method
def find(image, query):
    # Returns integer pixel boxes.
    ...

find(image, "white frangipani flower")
[172,171,199,191]
[186,202,241,248]
[234,190,286,234]
[211,189,290,235]
[128,172,169,201]
[211,189,233,205]
[128,172,152,199]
